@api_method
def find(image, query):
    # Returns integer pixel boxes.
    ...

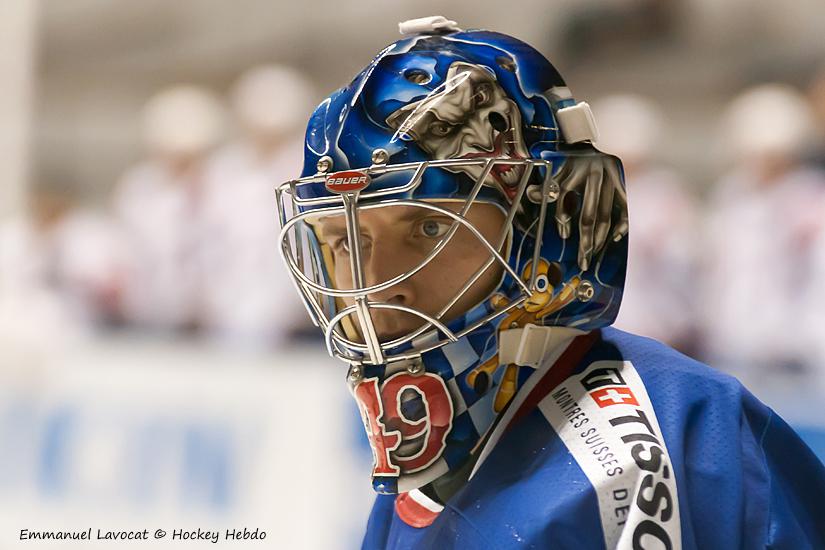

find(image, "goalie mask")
[276,18,628,494]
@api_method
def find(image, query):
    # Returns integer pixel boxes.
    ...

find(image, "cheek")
[479,208,508,240]
[430,232,497,284]
[414,244,471,294]
[413,225,505,319]
[443,227,483,260]
[426,249,503,318]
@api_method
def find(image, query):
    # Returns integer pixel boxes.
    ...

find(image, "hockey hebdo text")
[19,527,266,544]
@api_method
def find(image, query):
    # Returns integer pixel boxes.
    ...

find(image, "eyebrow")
[317,207,452,228]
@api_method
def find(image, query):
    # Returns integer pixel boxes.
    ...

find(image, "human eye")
[330,237,350,254]
[415,218,452,239]
[329,234,373,257]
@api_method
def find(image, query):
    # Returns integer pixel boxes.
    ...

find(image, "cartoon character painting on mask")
[277,27,628,495]
[466,258,584,413]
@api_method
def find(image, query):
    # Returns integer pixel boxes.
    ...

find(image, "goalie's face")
[313,201,507,341]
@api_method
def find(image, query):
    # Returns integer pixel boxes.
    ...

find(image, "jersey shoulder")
[593,327,825,549]
[597,327,751,413]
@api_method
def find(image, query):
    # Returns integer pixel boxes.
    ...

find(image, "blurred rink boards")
[0,336,374,549]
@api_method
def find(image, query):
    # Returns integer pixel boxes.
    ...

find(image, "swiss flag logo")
[325,170,371,193]
[590,387,639,408]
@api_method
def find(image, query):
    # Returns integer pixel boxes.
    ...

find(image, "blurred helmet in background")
[140,85,225,158]
[230,65,316,139]
[592,94,664,167]
[722,83,816,163]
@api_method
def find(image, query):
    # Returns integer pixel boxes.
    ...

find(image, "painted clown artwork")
[386,61,530,202]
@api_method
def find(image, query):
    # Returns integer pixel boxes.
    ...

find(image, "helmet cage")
[276,157,558,366]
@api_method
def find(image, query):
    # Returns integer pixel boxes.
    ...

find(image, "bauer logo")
[325,170,371,193]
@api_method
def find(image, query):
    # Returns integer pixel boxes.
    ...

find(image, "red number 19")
[353,373,454,477]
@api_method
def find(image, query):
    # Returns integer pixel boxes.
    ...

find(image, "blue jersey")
[361,328,825,549]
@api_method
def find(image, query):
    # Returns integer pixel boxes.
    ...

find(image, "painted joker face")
[386,61,530,201]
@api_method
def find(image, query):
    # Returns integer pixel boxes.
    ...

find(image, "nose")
[362,239,416,307]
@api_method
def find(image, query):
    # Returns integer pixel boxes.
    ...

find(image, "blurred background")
[2,0,825,547]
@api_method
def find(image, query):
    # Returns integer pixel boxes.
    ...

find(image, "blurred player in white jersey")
[199,65,317,349]
[112,85,224,333]
[594,94,699,353]
[702,84,825,375]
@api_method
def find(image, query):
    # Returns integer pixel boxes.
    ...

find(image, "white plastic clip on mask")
[557,102,600,144]
[398,16,461,36]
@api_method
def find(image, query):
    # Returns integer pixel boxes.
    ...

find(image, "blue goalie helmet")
[276,16,628,494]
